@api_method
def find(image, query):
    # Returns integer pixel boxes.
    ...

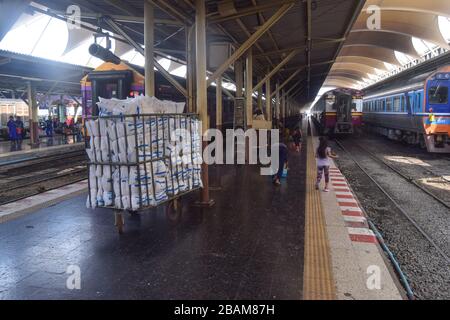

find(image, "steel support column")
[275,81,280,124]
[216,76,222,131]
[27,81,39,146]
[186,25,195,112]
[257,77,262,112]
[235,59,243,98]
[195,0,213,207]
[270,68,304,99]
[144,1,155,96]
[265,77,271,121]
[245,48,253,129]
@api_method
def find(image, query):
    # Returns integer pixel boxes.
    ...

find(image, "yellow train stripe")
[303,137,336,300]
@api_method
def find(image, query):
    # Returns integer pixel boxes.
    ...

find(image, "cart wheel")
[127,210,139,216]
[166,199,182,223]
[114,211,125,234]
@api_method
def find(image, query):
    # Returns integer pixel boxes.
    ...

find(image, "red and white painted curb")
[329,167,377,244]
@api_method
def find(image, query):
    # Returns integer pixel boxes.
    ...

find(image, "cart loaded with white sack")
[84,95,203,233]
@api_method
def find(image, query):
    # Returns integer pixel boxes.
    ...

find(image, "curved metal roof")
[23,0,365,105]
[324,0,450,89]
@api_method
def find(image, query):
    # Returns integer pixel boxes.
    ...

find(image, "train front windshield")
[426,73,450,113]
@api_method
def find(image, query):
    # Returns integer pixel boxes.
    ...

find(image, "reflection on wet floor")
[0,149,307,299]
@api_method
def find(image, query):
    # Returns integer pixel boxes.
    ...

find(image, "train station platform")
[0,135,84,165]
[0,126,403,300]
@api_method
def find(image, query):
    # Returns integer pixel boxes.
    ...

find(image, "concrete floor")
[0,150,307,299]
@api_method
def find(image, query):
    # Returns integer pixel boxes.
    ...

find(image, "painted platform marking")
[329,167,378,244]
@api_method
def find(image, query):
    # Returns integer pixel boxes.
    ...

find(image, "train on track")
[362,66,450,153]
[310,88,363,135]
[81,60,235,129]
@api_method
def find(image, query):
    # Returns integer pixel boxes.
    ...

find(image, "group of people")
[7,116,25,150]
[272,121,338,192]
[272,126,303,186]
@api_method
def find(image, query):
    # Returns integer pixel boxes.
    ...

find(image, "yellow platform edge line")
[303,136,336,300]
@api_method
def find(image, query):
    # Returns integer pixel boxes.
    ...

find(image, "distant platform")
[0,135,84,165]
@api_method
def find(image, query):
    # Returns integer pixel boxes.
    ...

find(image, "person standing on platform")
[292,127,303,153]
[315,136,338,192]
[15,116,24,149]
[273,136,289,186]
[45,117,53,137]
[7,116,17,150]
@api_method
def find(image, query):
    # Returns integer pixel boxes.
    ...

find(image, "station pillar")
[275,81,280,126]
[257,77,262,112]
[245,47,253,129]
[235,59,243,98]
[27,81,39,146]
[265,76,271,121]
[144,0,155,97]
[216,76,222,132]
[195,0,214,207]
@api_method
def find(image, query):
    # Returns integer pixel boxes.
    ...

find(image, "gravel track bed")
[330,139,450,300]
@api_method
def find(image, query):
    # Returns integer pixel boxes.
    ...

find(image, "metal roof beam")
[254,38,345,58]
[235,19,275,69]
[251,0,280,52]
[104,0,140,17]
[253,49,300,92]
[208,0,296,24]
[270,68,304,99]
[148,0,193,25]
[102,16,187,97]
[280,59,335,73]
[206,3,294,87]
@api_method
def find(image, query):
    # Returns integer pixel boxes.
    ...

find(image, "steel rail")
[0,149,85,169]
[0,172,87,206]
[0,165,86,192]
[334,138,450,264]
[352,141,450,209]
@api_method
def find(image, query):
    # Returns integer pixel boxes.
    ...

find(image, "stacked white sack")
[85,95,202,210]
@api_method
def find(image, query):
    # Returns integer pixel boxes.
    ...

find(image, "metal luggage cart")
[84,113,201,233]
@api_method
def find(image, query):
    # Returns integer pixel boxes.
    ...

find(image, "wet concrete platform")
[0,135,80,155]
[0,150,307,299]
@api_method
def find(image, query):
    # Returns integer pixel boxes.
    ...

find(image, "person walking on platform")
[7,116,17,150]
[273,136,289,186]
[292,127,303,153]
[315,137,338,192]
[15,116,24,149]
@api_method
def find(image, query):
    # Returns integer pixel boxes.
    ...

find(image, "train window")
[382,99,386,111]
[428,86,448,104]
[393,96,401,112]
[416,92,423,112]
[386,98,392,112]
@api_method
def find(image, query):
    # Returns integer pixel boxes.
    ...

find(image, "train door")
[87,70,133,116]
[334,93,353,134]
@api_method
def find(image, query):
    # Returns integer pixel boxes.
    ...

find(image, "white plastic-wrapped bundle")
[86,95,200,210]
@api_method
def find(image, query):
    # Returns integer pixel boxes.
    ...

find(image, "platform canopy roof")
[4,0,363,106]
[323,0,450,90]
[0,49,92,98]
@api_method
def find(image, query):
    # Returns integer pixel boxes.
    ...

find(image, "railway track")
[0,149,85,170]
[335,138,450,263]
[350,141,450,209]
[334,138,450,299]
[0,150,87,206]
